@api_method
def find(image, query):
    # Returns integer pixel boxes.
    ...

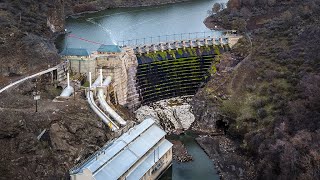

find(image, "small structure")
[97,45,122,55]
[61,48,90,59]
[61,48,95,76]
[70,118,173,180]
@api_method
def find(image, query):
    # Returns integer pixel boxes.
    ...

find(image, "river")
[56,0,224,179]
[160,133,220,180]
[56,0,226,52]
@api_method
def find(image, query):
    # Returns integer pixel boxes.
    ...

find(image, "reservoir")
[56,0,226,52]
[56,0,224,179]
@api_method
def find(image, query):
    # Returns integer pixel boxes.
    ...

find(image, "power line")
[67,34,106,45]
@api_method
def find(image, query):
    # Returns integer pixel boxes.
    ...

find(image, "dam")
[55,1,236,179]
[60,32,241,109]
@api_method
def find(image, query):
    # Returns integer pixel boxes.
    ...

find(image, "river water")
[57,0,224,179]
[160,133,220,180]
[56,0,226,52]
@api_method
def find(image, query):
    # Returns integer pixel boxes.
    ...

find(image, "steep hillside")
[193,0,320,179]
[0,0,188,85]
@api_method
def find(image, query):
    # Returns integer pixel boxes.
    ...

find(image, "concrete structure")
[60,32,241,108]
[61,45,137,106]
[94,45,138,106]
[61,48,96,77]
[133,35,241,54]
[69,118,173,180]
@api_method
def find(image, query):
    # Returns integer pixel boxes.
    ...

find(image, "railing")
[117,31,221,47]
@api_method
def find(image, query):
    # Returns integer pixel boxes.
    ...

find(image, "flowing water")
[56,0,225,179]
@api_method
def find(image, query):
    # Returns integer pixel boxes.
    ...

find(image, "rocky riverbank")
[135,96,195,134]
[196,135,255,179]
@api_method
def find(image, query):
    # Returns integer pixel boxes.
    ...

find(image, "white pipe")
[87,91,119,131]
[89,72,92,89]
[100,69,103,86]
[0,66,58,94]
[60,86,74,97]
[92,74,103,88]
[97,88,127,126]
[102,76,112,86]
[67,72,70,87]
[60,73,74,97]
[97,76,126,126]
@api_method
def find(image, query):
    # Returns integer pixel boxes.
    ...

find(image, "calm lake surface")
[56,0,226,52]
[56,0,224,179]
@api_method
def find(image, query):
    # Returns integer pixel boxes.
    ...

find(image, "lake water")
[56,0,226,52]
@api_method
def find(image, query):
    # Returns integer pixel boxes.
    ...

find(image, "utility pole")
[73,80,76,101]
[33,79,40,113]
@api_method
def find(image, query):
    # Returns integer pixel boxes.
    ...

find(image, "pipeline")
[60,72,74,97]
[91,74,103,88]
[87,91,119,131]
[97,76,126,126]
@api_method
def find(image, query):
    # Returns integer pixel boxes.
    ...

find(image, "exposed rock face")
[135,96,195,133]
[47,0,65,33]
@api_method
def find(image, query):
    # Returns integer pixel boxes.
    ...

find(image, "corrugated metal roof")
[93,124,166,179]
[70,118,171,180]
[126,139,172,180]
[82,118,155,173]
[97,45,122,53]
[60,48,89,56]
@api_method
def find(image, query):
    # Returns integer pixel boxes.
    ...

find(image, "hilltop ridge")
[193,0,320,179]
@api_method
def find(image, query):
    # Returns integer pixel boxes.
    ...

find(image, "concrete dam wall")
[60,34,241,110]
[135,44,229,105]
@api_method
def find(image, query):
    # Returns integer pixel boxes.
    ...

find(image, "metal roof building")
[61,48,90,57]
[70,118,173,180]
[97,45,122,53]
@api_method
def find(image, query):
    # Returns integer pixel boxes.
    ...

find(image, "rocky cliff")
[193,0,320,179]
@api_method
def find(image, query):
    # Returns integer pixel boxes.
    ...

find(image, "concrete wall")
[96,54,128,105]
[145,148,173,180]
[94,48,138,106]
[68,58,96,77]
[70,169,94,180]
[120,145,173,180]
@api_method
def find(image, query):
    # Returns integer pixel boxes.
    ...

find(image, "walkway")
[0,64,64,94]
